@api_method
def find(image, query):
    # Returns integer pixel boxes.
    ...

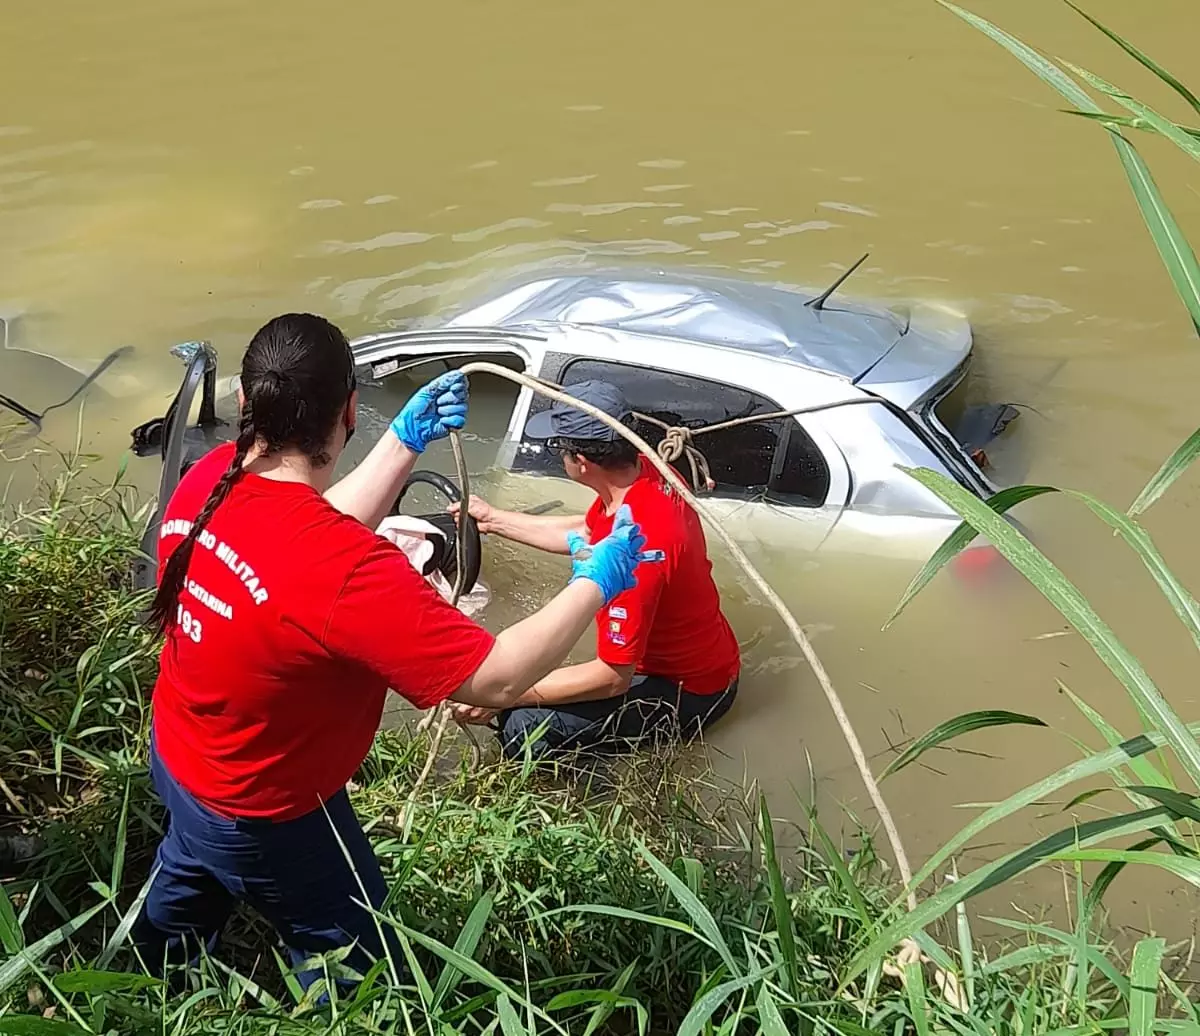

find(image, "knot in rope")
[633,413,716,493]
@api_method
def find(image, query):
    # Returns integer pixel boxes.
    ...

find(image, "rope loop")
[633,413,716,493]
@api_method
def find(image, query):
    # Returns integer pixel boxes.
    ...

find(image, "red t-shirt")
[586,462,740,695]
[151,443,496,821]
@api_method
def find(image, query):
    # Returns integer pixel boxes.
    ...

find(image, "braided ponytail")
[149,410,257,635]
[148,313,355,638]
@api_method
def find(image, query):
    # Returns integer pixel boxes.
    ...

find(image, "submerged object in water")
[0,312,132,433]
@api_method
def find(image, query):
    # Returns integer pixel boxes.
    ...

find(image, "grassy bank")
[1,458,1195,1035]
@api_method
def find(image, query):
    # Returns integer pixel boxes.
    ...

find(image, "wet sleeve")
[322,538,496,710]
[595,560,667,668]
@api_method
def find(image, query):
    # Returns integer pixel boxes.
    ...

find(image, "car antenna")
[806,252,870,311]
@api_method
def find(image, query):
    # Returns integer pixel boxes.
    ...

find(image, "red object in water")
[954,542,1004,580]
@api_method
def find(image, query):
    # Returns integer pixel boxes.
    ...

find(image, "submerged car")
[132,265,1022,581]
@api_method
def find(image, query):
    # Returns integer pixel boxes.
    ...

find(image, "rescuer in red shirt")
[449,380,740,757]
[134,316,655,985]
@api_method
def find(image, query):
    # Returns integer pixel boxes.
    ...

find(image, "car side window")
[529,359,830,507]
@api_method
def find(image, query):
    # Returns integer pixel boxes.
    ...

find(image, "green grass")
[0,457,1194,1034]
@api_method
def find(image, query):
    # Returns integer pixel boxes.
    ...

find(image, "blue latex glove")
[566,505,661,605]
[390,371,469,453]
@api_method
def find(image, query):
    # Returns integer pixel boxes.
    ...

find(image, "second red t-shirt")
[585,462,740,694]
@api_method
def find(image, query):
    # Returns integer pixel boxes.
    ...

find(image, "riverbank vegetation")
[6,4,1200,1033]
[0,464,1194,1030]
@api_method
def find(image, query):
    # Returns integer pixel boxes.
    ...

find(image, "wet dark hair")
[149,313,355,635]
[555,436,640,471]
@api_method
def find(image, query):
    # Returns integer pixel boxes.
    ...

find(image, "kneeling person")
[452,380,740,757]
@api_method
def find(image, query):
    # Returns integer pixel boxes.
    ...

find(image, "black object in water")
[0,315,132,432]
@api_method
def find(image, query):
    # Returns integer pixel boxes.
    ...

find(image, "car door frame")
[349,327,549,448]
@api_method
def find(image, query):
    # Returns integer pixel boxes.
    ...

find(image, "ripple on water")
[299,198,344,210]
[318,231,438,255]
[819,200,878,218]
[364,194,397,205]
[579,239,693,257]
[531,175,596,188]
[1000,294,1073,323]
[452,217,553,243]
[546,200,683,216]
[638,158,687,169]
[766,220,840,237]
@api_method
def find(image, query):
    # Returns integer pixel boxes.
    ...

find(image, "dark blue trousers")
[133,741,398,988]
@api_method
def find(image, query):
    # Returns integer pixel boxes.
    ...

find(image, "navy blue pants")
[499,673,738,760]
[133,742,397,987]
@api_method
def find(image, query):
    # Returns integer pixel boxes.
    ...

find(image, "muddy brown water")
[3,0,1200,943]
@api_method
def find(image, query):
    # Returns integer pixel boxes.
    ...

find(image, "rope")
[634,399,893,497]
[444,362,917,906]
[400,433,481,832]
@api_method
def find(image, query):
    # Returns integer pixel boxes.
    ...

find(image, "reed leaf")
[1129,936,1168,1036]
[637,841,741,979]
[1060,684,1176,794]
[939,1,1200,334]
[1062,1,1200,116]
[0,902,106,997]
[1061,110,1200,140]
[1064,490,1200,654]
[1054,849,1200,889]
[906,726,1198,899]
[433,891,495,1012]
[880,710,1047,779]
[844,807,1177,986]
[899,466,1200,789]
[886,484,1056,627]
[759,795,800,995]
[1065,63,1200,164]
[0,884,22,956]
[676,967,777,1036]
[1129,428,1200,517]
[0,1019,92,1036]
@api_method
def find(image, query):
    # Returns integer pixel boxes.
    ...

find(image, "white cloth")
[375,514,491,618]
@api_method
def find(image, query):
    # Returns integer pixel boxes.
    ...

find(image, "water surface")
[3,0,1199,940]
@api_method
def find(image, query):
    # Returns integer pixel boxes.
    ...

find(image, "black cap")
[523,380,633,442]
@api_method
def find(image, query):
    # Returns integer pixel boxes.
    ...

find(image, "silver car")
[349,269,1019,565]
[130,267,1021,577]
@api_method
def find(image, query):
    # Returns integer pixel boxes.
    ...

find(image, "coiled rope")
[405,361,915,907]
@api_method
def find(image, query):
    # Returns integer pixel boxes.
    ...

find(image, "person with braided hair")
[134,314,656,986]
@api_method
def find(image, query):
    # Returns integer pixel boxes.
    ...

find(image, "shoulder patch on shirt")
[609,632,627,646]
[608,606,627,619]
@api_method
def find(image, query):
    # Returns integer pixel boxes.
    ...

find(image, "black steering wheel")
[391,470,482,594]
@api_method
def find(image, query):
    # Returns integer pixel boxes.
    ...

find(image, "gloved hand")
[566,505,659,605]
[390,371,469,454]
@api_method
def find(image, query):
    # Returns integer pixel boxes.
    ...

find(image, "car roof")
[443,270,908,381]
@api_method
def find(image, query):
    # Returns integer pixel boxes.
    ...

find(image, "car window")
[519,358,830,507]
